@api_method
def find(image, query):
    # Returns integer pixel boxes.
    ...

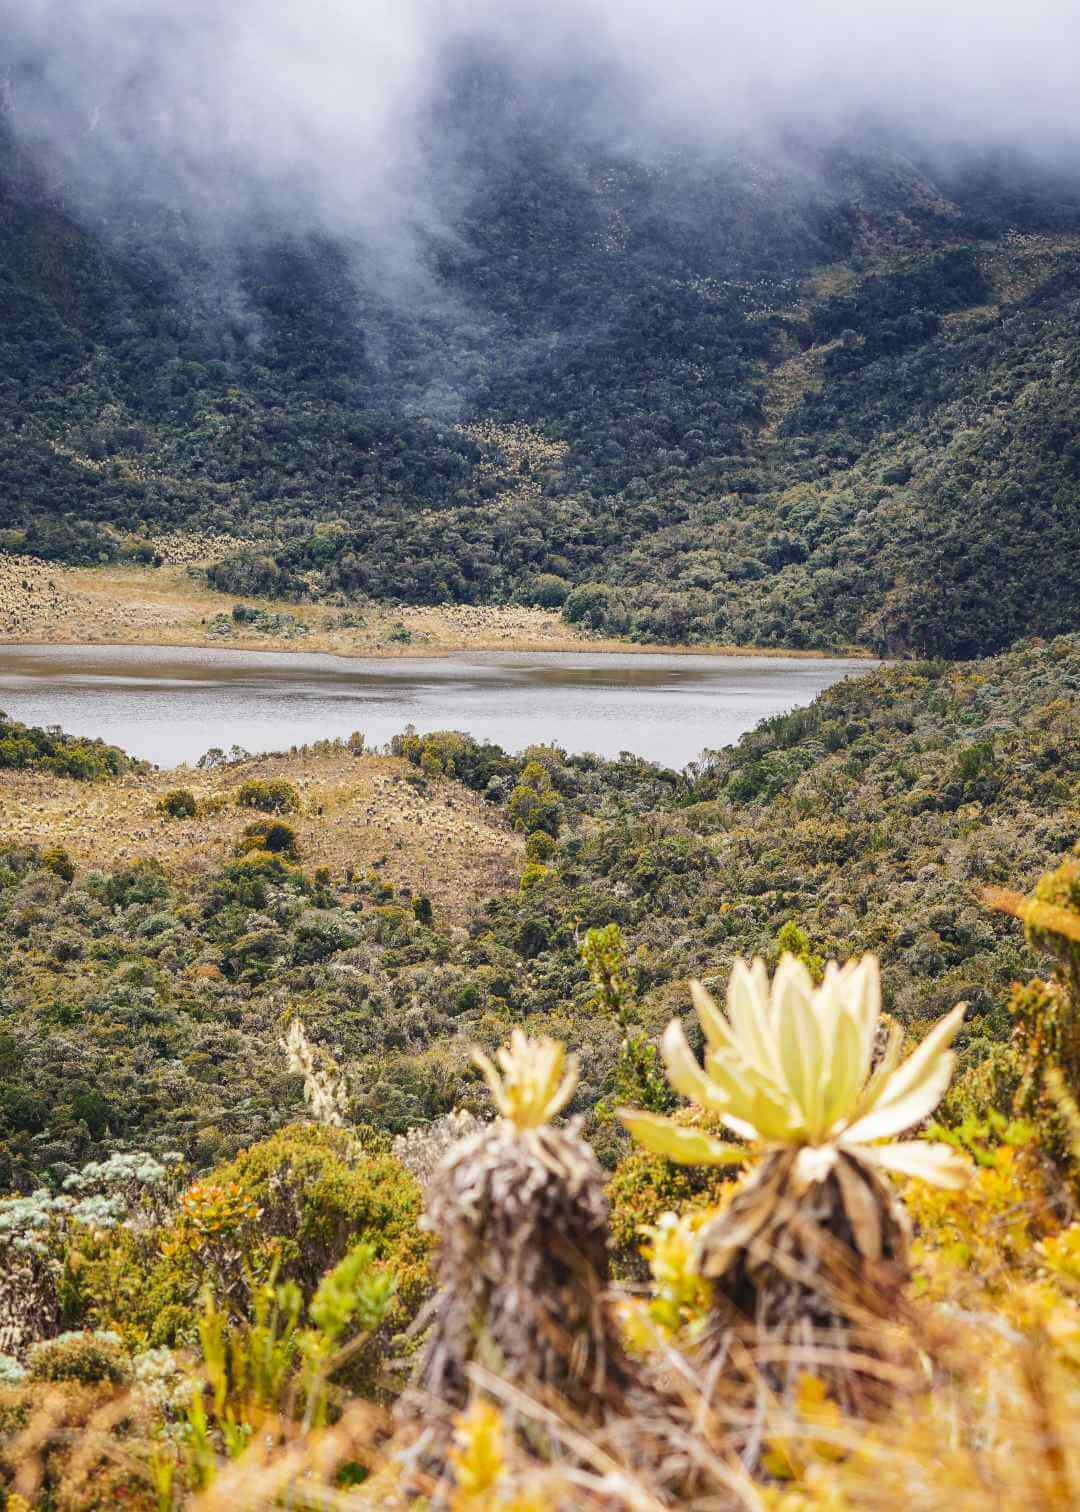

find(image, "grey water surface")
[0,644,877,769]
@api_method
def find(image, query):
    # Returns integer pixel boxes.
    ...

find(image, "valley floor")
[0,550,853,660]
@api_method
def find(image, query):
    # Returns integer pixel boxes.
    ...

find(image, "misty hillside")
[3,53,1080,655]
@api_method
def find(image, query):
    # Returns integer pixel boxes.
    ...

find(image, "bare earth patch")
[0,749,522,923]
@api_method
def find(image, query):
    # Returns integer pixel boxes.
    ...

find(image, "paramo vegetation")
[0,652,1073,1506]
[0,635,1075,1195]
[2,37,1080,1501]
[3,71,1080,659]
[0,714,141,783]
[1,854,1080,1506]
[0,635,1075,1505]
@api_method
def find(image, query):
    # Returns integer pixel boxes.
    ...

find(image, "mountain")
[2,63,1080,656]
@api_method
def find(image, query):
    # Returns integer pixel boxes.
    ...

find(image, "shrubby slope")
[2,78,1079,655]
[0,636,1075,1189]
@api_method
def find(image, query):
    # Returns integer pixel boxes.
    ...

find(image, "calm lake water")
[0,645,876,769]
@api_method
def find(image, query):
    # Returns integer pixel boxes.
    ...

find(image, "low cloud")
[5,0,1080,338]
[9,1,1080,216]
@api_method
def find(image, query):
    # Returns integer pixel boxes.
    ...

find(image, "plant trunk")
[688,1149,919,1466]
[396,1120,637,1479]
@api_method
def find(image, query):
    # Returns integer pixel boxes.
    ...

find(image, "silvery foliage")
[392,1109,483,1190]
[0,1151,182,1257]
[0,1352,26,1384]
[25,1327,124,1369]
[132,1346,188,1415]
[0,1151,182,1360]
[36,1328,122,1348]
[281,1017,350,1127]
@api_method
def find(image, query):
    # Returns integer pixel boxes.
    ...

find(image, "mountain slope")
[2,77,1079,656]
[0,635,1075,1185]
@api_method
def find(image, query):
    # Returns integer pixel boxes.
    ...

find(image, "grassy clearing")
[0,747,521,922]
[0,555,854,658]
[0,553,617,655]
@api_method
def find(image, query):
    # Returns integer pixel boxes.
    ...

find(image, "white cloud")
[7,0,1080,252]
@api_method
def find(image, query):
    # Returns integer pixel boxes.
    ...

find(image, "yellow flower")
[473,1030,579,1131]
[620,953,971,1190]
[640,1209,712,1332]
[450,1400,505,1503]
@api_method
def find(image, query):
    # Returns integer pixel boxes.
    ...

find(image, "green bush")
[69,1126,432,1389]
[211,1125,432,1394]
[519,860,552,894]
[156,788,197,819]
[0,714,141,782]
[49,930,84,965]
[391,730,514,792]
[26,1331,130,1387]
[293,909,362,964]
[100,860,169,910]
[524,830,557,862]
[236,777,301,814]
[207,1125,429,1289]
[236,820,300,858]
[607,1133,736,1278]
[563,582,630,633]
[42,846,76,882]
[518,572,571,608]
[507,761,561,837]
[206,848,297,909]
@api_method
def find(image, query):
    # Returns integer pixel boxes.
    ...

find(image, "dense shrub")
[524,830,557,862]
[0,714,140,782]
[392,729,514,790]
[156,788,196,819]
[235,778,300,814]
[517,572,571,608]
[207,1125,429,1292]
[236,819,300,858]
[67,1125,432,1388]
[26,1331,130,1387]
[42,847,76,882]
[507,762,561,837]
[100,860,170,910]
[607,1140,735,1277]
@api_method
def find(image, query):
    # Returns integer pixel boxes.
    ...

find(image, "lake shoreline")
[0,557,876,662]
[0,631,874,664]
[0,643,877,769]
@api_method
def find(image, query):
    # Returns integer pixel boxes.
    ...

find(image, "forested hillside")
[3,63,1079,656]
[0,633,1074,1189]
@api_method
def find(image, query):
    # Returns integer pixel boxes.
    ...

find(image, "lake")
[0,644,876,769]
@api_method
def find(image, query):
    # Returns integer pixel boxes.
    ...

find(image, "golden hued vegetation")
[0,550,607,655]
[0,637,1077,1506]
[0,744,520,922]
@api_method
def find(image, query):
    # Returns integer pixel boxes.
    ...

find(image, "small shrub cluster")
[157,788,197,820]
[26,1330,129,1386]
[0,713,141,781]
[235,777,301,814]
[235,819,299,858]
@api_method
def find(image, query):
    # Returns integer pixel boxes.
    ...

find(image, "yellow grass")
[0,749,521,922]
[0,556,857,659]
[0,555,596,655]
[758,340,843,439]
